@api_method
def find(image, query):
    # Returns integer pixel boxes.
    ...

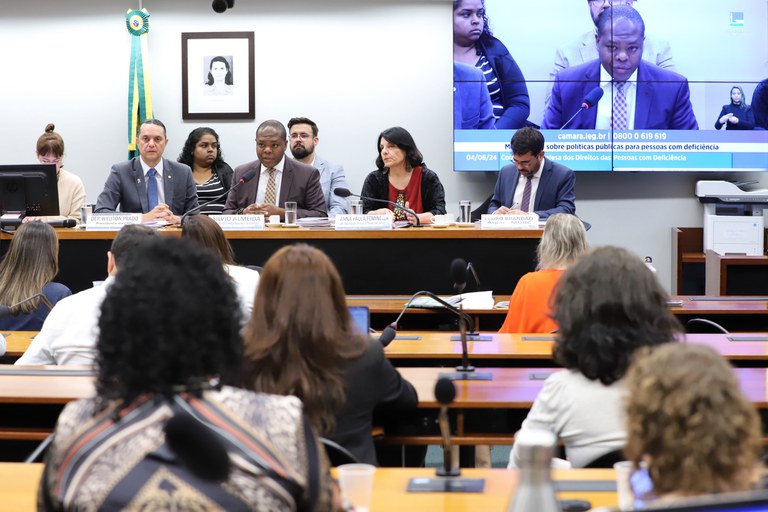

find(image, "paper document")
[408,290,494,309]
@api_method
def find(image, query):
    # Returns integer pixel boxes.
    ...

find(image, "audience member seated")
[0,222,70,331]
[508,246,682,469]
[625,343,762,504]
[361,126,446,225]
[26,123,87,223]
[15,225,158,366]
[181,214,259,319]
[177,127,234,214]
[452,0,530,128]
[499,213,587,334]
[223,119,327,220]
[95,118,199,225]
[243,243,418,465]
[714,86,756,130]
[40,237,336,510]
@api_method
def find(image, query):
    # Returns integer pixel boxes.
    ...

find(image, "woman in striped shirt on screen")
[178,127,234,214]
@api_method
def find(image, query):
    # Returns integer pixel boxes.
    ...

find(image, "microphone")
[334,187,421,227]
[435,377,460,477]
[0,218,77,229]
[0,293,54,317]
[180,168,258,226]
[559,87,604,129]
[451,258,468,294]
[378,289,477,347]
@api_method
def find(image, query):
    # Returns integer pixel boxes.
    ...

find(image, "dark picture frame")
[181,31,255,120]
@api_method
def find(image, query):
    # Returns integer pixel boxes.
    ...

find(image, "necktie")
[263,168,277,205]
[612,81,628,130]
[147,168,158,211]
[519,176,533,212]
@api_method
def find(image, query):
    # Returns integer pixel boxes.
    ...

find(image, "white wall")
[1,0,765,292]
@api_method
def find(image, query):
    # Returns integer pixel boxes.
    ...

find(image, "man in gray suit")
[223,120,327,219]
[95,119,198,225]
[287,117,349,217]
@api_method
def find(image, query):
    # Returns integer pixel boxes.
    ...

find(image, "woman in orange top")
[499,213,587,333]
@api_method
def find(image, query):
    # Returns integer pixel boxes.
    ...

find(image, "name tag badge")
[86,213,142,231]
[335,214,392,230]
[211,214,265,231]
[480,213,539,229]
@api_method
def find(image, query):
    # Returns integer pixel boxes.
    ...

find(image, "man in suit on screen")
[542,5,698,131]
[224,119,327,219]
[95,119,199,224]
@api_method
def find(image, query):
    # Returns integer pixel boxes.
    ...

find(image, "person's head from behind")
[596,5,645,83]
[553,246,681,385]
[453,0,492,47]
[207,56,232,85]
[96,237,243,406]
[510,126,545,178]
[137,118,168,167]
[243,243,364,435]
[255,120,288,169]
[181,214,235,265]
[376,127,424,172]
[107,224,159,276]
[625,343,761,497]
[36,123,64,173]
[588,0,636,25]
[731,85,746,107]
[287,117,319,161]
[178,127,224,170]
[537,214,588,270]
[0,221,59,314]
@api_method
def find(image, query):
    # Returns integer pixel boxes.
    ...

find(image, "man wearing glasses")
[287,117,350,217]
[548,0,675,96]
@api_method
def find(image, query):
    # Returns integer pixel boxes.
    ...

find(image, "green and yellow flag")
[126,9,154,159]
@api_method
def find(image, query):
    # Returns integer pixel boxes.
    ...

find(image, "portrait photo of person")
[203,55,234,96]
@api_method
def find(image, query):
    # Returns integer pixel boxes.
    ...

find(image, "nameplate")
[86,213,142,231]
[210,214,265,231]
[480,213,539,229]
[335,214,392,230]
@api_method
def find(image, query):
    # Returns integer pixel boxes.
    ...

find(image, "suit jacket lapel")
[535,159,553,210]
[278,160,294,207]
[161,158,175,210]
[634,64,651,130]
[132,159,149,212]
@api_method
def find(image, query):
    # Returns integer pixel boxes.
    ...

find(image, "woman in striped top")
[453,0,530,129]
[178,127,234,214]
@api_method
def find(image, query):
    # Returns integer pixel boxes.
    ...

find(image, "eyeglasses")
[290,133,313,141]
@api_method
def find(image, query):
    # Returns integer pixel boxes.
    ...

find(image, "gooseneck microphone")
[0,293,54,317]
[559,87,604,129]
[378,290,477,347]
[0,218,77,230]
[333,187,421,227]
[451,258,468,294]
[435,377,460,477]
[180,168,258,226]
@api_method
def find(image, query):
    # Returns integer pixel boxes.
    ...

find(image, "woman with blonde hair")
[243,243,417,464]
[499,213,587,333]
[625,343,762,502]
[0,222,70,330]
[28,123,87,223]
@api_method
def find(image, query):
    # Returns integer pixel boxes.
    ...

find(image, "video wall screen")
[453,0,768,171]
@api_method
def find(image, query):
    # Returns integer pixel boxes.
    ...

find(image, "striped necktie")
[612,81,628,130]
[263,168,277,205]
[519,176,533,212]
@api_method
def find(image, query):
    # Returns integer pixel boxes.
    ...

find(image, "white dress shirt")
[255,156,285,205]
[511,158,545,213]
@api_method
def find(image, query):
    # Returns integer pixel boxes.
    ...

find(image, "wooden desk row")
[1,464,618,512]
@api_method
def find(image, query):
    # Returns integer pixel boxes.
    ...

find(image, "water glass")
[284,201,298,225]
[459,200,472,223]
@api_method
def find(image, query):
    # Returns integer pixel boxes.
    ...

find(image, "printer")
[695,181,767,255]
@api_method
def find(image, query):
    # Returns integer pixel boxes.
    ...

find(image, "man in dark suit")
[95,119,198,225]
[542,5,698,131]
[487,127,575,220]
[223,120,327,219]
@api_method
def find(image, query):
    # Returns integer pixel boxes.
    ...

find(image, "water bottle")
[507,429,560,512]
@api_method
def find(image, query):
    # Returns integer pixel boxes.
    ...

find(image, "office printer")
[696,181,767,255]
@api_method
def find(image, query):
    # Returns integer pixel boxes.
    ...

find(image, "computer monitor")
[0,164,60,216]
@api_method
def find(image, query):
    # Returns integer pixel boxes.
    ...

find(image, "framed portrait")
[181,32,255,120]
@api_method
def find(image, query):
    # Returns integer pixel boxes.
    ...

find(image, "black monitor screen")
[453,0,768,172]
[0,164,60,216]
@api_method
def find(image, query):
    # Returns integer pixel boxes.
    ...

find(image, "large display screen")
[453,0,768,171]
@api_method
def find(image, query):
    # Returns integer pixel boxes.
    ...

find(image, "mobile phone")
[630,467,656,509]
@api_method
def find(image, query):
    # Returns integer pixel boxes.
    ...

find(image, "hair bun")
[45,123,55,133]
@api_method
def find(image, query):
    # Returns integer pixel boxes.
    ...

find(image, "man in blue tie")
[95,119,198,224]
[487,127,576,220]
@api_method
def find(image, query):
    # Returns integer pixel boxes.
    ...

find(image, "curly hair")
[177,127,226,169]
[0,222,59,314]
[95,237,243,408]
[242,244,367,435]
[537,213,588,270]
[375,127,424,172]
[625,343,761,497]
[552,246,682,385]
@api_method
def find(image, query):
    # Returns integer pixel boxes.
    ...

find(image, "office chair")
[320,437,359,467]
[583,448,625,469]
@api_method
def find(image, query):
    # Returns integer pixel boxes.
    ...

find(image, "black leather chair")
[320,437,359,467]
[583,448,625,468]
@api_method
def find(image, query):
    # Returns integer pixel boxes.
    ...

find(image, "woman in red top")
[360,127,446,225]
[499,213,588,333]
